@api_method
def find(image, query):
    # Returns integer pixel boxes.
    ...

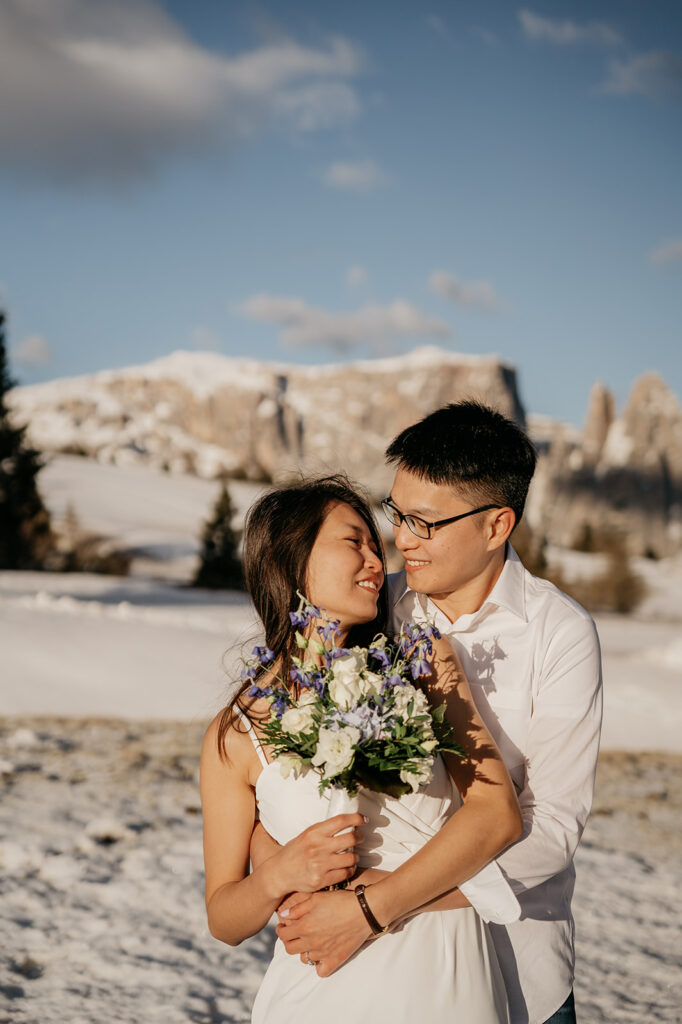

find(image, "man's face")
[389,467,498,602]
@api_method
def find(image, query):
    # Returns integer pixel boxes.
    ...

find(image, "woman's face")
[305,501,384,632]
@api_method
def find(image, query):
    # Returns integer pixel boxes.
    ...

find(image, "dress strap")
[233,706,269,769]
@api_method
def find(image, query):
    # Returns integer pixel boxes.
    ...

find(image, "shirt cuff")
[459,859,521,924]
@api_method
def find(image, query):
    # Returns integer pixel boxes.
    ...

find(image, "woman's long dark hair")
[217,474,389,756]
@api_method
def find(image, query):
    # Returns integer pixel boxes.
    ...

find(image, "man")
[276,401,602,1024]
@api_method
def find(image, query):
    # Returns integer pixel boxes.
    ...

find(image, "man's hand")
[276,889,373,977]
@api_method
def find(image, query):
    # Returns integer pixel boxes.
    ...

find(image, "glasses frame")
[381,497,503,540]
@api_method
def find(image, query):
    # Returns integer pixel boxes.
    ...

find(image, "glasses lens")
[381,500,401,526]
[406,516,430,539]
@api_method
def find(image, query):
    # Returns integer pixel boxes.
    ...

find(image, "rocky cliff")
[10,350,682,556]
[526,373,682,557]
[8,347,525,496]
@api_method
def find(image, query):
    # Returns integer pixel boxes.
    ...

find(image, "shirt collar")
[485,544,528,622]
[394,543,528,627]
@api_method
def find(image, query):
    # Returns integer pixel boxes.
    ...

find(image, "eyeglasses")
[381,497,502,540]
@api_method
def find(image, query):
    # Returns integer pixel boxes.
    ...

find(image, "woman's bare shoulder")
[201,708,246,774]
[201,699,271,782]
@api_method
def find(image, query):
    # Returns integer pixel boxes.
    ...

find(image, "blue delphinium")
[252,645,275,665]
[410,656,432,679]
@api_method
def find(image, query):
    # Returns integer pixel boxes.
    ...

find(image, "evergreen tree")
[194,483,244,589]
[0,311,52,569]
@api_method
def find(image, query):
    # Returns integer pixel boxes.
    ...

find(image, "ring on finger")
[304,951,319,967]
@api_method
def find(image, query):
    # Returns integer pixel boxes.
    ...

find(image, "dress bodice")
[255,754,460,871]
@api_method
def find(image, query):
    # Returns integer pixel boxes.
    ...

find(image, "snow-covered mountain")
[8,347,524,492]
[9,348,682,556]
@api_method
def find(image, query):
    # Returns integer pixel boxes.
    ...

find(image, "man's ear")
[487,508,516,551]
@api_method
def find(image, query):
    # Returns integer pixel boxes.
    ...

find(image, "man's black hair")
[385,401,537,526]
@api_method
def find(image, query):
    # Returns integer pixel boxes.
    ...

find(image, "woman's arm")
[250,821,282,870]
[200,715,363,947]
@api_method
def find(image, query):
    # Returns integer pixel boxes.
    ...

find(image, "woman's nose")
[365,547,383,572]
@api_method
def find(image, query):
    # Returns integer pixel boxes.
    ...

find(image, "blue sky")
[1,0,680,425]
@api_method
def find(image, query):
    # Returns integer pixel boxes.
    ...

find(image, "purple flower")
[398,636,412,656]
[381,673,405,692]
[317,618,342,642]
[252,645,275,665]
[272,696,288,719]
[369,646,392,669]
[241,665,258,682]
[331,704,383,741]
[410,657,432,679]
[330,647,352,660]
[290,667,313,688]
[306,671,326,697]
[248,683,273,698]
[289,610,311,628]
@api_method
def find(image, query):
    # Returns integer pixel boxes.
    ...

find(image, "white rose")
[362,670,384,697]
[400,757,434,793]
[278,753,306,779]
[392,683,429,720]
[280,705,316,735]
[311,726,360,779]
[412,688,430,714]
[329,675,364,709]
[333,648,368,682]
[329,651,369,709]
[392,683,418,714]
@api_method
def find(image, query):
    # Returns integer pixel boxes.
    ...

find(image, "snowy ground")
[38,455,265,581]
[2,566,681,751]
[1,455,681,1022]
[0,720,679,1024]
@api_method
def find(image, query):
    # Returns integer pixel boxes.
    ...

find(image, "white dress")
[240,713,510,1024]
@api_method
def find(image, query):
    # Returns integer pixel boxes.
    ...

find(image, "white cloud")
[603,51,682,100]
[321,159,388,192]
[429,271,504,312]
[518,9,623,47]
[346,265,368,288]
[649,238,682,266]
[12,335,51,366]
[0,0,364,184]
[241,293,451,352]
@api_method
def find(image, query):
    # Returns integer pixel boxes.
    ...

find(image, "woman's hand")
[271,813,365,896]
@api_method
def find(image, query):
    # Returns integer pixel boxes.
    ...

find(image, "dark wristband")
[354,884,389,935]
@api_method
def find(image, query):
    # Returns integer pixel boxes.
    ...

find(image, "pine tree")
[0,311,52,569]
[194,483,244,589]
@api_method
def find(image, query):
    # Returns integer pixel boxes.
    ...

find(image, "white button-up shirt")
[390,545,603,1024]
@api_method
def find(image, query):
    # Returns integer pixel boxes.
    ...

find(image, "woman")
[200,475,522,1023]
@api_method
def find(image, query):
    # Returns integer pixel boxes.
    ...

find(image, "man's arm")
[468,609,602,899]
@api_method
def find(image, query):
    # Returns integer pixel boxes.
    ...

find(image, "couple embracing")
[200,401,602,1024]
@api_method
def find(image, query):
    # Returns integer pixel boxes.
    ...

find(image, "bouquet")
[241,595,463,800]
